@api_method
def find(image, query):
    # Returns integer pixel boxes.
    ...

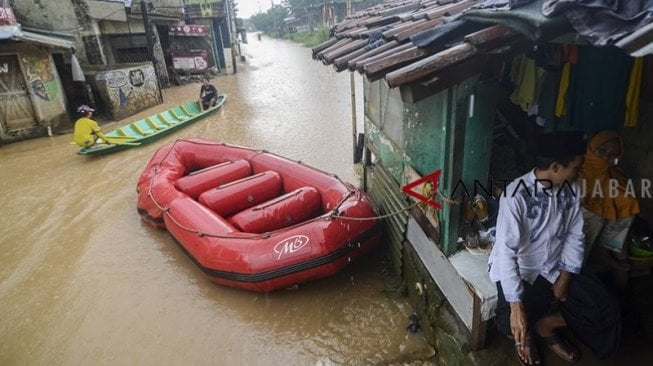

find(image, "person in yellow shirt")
[73,105,110,147]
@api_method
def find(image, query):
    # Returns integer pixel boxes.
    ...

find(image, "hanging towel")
[71,54,85,82]
[510,54,544,112]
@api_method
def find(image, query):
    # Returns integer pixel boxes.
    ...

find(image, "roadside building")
[183,0,238,74]
[314,0,653,363]
[2,0,236,139]
[0,0,75,143]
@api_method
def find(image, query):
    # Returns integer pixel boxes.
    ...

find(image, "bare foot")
[515,336,541,366]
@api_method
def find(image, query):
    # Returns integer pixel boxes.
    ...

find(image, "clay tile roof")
[313,0,524,89]
[315,0,653,90]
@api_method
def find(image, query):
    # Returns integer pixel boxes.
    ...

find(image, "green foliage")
[287,26,330,47]
[249,4,289,37]
[283,0,324,9]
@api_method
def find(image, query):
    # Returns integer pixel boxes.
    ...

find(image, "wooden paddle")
[70,140,141,147]
[104,135,136,139]
[109,141,141,146]
[105,139,140,146]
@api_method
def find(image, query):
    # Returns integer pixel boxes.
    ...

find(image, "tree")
[283,0,324,12]
[282,0,324,32]
[232,1,238,17]
[250,4,289,37]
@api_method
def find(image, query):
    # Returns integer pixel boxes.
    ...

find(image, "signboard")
[187,0,221,17]
[171,51,209,73]
[169,25,209,37]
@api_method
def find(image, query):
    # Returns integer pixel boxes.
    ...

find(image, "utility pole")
[225,0,237,73]
[140,0,163,103]
[347,0,358,163]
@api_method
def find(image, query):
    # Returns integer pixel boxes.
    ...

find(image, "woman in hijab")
[581,131,640,284]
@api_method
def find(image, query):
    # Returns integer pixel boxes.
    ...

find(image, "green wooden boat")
[77,94,227,155]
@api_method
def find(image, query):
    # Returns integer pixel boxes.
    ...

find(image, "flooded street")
[0,35,435,365]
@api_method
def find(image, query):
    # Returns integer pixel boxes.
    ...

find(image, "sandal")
[515,338,542,366]
[538,333,580,364]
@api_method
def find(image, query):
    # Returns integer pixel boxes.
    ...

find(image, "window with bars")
[115,47,149,64]
[109,35,150,64]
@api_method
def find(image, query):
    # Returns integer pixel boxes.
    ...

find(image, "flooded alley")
[0,35,435,365]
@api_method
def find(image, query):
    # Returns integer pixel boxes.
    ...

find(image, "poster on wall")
[171,51,209,73]
[22,52,58,102]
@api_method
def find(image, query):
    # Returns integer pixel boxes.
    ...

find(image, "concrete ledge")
[407,216,498,350]
[449,251,497,322]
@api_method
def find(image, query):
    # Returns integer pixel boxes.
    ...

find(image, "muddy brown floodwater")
[0,35,436,365]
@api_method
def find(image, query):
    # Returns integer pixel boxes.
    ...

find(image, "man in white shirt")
[489,131,587,365]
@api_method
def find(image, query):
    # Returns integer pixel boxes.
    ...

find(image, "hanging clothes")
[554,45,577,118]
[536,70,558,128]
[509,54,544,113]
[555,62,571,117]
[558,46,633,133]
[624,57,643,127]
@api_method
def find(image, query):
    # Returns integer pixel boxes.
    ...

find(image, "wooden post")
[347,0,358,163]
[140,0,163,103]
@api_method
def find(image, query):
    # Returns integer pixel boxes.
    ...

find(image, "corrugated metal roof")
[12,30,75,49]
[313,0,653,90]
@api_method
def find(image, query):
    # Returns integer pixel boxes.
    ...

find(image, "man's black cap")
[536,130,587,158]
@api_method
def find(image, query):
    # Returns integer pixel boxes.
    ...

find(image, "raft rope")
[145,139,459,236]
[332,187,459,221]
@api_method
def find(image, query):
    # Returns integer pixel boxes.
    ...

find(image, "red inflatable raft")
[137,139,381,291]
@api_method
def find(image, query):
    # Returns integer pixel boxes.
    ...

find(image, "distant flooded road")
[0,35,434,365]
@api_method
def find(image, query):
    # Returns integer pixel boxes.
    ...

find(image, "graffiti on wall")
[129,69,144,87]
[101,70,128,88]
[22,52,58,101]
[97,65,158,119]
[98,68,154,108]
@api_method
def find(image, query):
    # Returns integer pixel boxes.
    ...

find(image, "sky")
[237,0,274,19]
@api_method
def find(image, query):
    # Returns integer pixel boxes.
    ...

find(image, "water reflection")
[0,35,433,365]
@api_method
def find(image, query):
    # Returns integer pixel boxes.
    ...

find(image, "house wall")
[87,0,127,22]
[87,62,159,120]
[0,43,68,142]
[620,101,653,224]
[9,0,80,33]
[151,0,184,16]
[404,90,450,179]
[99,18,169,85]
[10,0,106,65]
[363,75,501,363]
[364,48,653,364]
